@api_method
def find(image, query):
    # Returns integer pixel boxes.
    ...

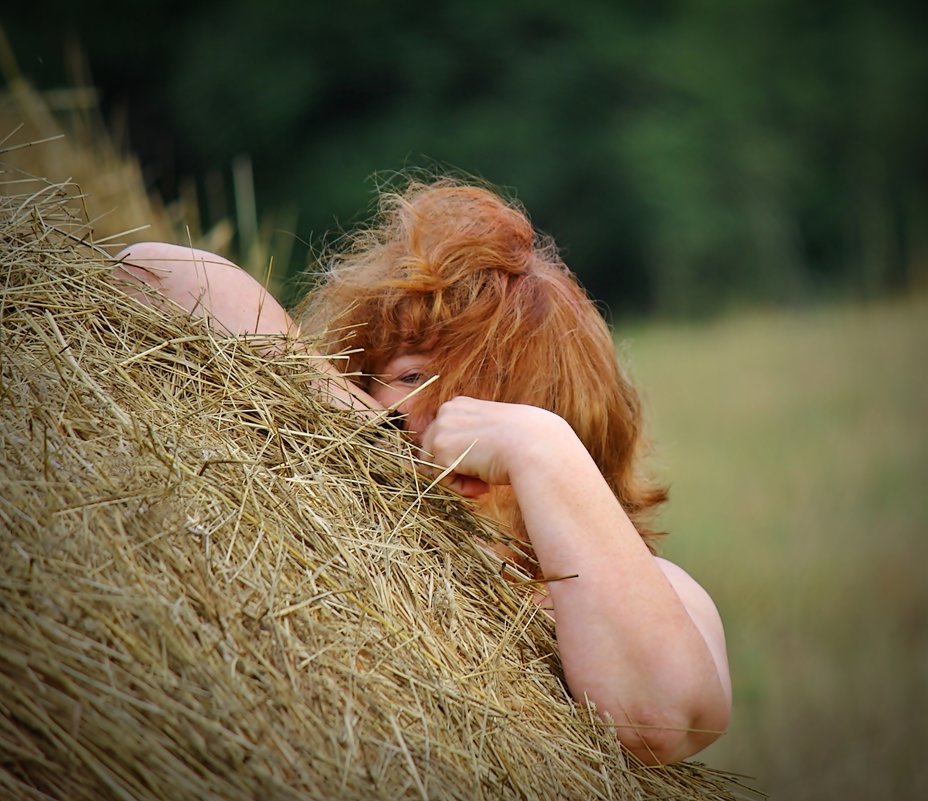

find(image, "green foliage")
[6,0,927,314]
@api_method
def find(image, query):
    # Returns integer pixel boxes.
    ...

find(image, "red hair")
[295,177,667,553]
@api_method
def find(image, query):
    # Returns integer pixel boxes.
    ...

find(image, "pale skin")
[113,243,732,765]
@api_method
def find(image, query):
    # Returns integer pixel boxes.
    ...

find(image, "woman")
[114,177,731,765]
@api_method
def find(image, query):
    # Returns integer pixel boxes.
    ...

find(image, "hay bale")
[0,183,754,800]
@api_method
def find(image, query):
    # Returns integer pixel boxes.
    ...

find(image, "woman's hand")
[419,396,570,496]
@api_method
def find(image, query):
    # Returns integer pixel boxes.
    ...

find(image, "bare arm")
[421,397,732,765]
[114,243,300,337]
[113,243,382,414]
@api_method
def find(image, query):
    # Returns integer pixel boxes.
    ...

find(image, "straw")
[0,182,760,800]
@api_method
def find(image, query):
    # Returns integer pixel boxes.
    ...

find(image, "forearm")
[509,419,730,763]
[418,397,730,761]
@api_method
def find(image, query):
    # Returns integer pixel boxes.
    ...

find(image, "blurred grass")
[624,296,928,799]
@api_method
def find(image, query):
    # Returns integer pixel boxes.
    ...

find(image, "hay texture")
[0,182,753,800]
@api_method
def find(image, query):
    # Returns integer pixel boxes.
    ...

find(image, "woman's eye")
[399,372,424,386]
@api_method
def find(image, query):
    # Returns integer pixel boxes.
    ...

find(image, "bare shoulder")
[655,556,732,702]
[113,242,298,338]
[655,557,718,614]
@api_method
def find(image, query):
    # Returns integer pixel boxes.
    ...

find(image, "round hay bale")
[0,182,756,800]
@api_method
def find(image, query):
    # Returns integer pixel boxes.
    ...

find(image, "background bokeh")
[3,2,927,798]
[5,0,927,314]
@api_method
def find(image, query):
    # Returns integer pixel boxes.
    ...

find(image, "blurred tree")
[161,0,663,307]
[4,0,926,315]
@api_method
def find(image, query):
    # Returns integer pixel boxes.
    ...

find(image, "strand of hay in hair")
[0,183,760,800]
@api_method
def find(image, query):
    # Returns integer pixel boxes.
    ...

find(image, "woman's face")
[371,351,497,510]
[369,352,435,438]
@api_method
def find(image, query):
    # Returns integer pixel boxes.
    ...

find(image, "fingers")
[444,473,491,498]
[413,461,491,498]
[416,397,506,491]
[410,419,491,499]
[412,444,490,499]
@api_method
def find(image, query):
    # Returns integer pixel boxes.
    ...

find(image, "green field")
[622,296,928,799]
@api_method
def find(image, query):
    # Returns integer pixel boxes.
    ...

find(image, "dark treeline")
[5,0,927,316]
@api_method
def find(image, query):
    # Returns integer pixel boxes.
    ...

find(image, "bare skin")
[112,244,382,414]
[373,355,732,765]
[114,243,732,764]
